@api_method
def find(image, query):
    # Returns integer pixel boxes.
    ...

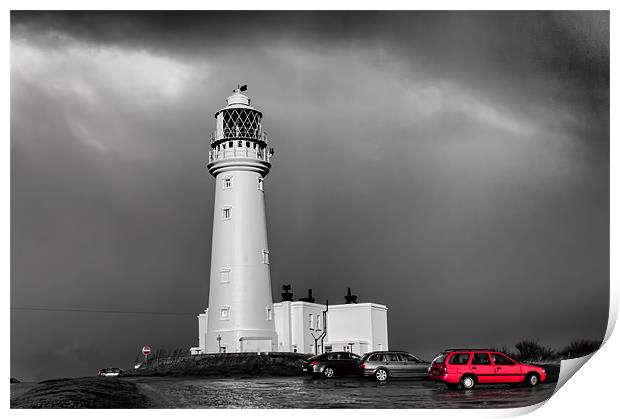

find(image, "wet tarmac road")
[128,376,557,409]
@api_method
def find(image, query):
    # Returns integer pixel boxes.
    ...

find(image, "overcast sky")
[11,11,609,381]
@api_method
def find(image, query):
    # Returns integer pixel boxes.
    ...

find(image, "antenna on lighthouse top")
[234,83,248,93]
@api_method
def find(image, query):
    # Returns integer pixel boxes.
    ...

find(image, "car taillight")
[442,365,447,374]
[310,361,318,366]
[361,363,366,369]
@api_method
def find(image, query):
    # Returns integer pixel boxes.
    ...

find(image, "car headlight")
[541,369,546,373]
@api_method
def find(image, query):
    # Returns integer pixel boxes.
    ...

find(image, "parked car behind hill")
[97,368,124,377]
[428,349,547,389]
[302,352,361,378]
[360,351,430,381]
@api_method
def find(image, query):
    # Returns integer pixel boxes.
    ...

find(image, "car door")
[399,353,428,378]
[490,353,523,383]
[340,352,360,375]
[325,353,342,374]
[471,352,495,383]
[384,352,405,377]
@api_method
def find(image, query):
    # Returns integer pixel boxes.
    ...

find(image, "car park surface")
[121,375,556,408]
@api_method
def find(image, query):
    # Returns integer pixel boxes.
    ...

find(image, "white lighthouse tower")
[201,85,277,353]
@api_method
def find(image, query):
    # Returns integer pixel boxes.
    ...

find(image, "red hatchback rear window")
[432,354,447,364]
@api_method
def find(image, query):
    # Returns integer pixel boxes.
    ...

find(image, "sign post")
[142,345,151,366]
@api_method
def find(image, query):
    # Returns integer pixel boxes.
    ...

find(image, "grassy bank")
[122,352,311,378]
[11,377,150,408]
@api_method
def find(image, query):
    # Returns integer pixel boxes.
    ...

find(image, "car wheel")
[323,367,335,378]
[460,375,476,390]
[374,368,389,382]
[525,373,539,387]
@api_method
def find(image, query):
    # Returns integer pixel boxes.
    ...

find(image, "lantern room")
[209,85,272,165]
[211,85,266,146]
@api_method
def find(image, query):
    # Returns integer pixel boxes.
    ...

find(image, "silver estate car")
[360,351,430,382]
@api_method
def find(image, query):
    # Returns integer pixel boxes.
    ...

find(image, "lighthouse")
[193,85,389,357]
[200,85,277,353]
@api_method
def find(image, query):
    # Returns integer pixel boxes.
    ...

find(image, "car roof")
[364,351,414,356]
[443,348,494,352]
[309,351,357,359]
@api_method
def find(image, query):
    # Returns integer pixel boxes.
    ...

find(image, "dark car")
[302,351,362,378]
[360,351,430,381]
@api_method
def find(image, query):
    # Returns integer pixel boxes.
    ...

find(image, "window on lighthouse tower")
[223,177,232,189]
[222,207,231,220]
[220,306,230,320]
[257,177,264,191]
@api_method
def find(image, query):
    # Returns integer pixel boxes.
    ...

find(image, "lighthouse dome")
[215,90,262,117]
[227,92,250,106]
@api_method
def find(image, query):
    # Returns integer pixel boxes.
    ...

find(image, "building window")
[228,141,233,148]
[316,315,322,330]
[262,249,269,265]
[257,177,264,191]
[266,306,273,321]
[309,314,314,330]
[238,140,242,147]
[220,268,230,283]
[222,207,231,220]
[220,306,230,320]
[246,141,251,147]
[223,177,232,189]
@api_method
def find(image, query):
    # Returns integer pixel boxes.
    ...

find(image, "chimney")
[344,287,358,304]
[281,284,293,302]
[299,288,316,303]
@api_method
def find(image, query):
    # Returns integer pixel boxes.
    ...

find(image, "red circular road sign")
[142,346,151,355]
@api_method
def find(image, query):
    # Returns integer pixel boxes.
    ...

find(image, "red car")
[428,349,546,389]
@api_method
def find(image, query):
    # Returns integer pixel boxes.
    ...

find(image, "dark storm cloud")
[11,11,608,380]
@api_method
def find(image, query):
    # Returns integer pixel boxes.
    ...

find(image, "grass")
[11,377,151,408]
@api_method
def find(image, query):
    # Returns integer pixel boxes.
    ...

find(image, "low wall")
[122,352,312,378]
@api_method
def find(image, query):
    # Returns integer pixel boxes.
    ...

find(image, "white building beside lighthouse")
[196,86,388,355]
[272,287,388,355]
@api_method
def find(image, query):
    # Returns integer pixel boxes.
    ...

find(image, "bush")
[559,339,602,359]
[514,340,556,362]
[489,346,518,359]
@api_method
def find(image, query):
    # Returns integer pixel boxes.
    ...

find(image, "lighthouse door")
[240,338,272,353]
